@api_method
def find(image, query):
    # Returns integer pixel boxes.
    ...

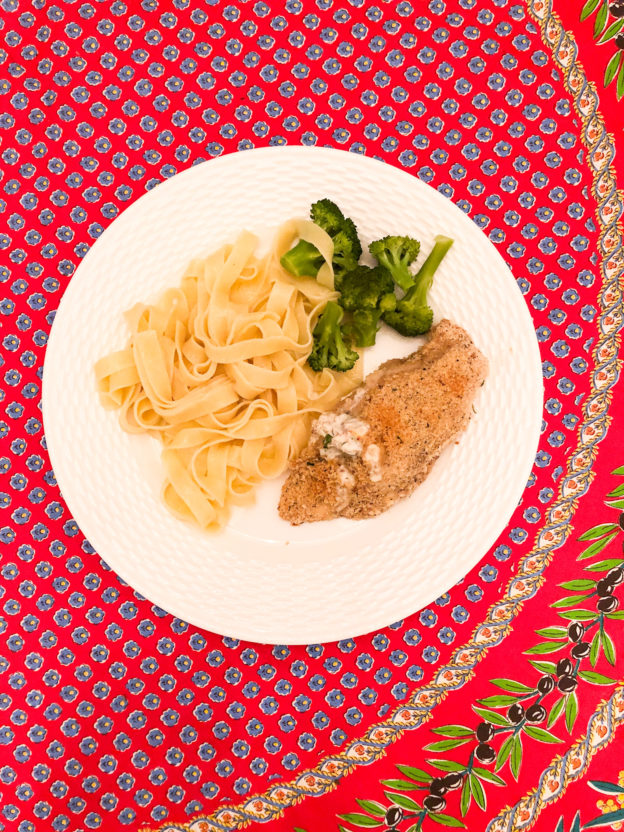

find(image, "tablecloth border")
[486,684,624,832]
[485,6,624,830]
[130,0,624,828]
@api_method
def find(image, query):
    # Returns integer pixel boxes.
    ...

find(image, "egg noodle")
[94,220,361,530]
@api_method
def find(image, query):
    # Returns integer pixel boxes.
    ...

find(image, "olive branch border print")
[580,0,624,96]
[337,467,624,831]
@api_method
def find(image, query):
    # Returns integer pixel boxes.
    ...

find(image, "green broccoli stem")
[348,308,382,347]
[387,255,415,293]
[280,240,322,278]
[381,235,452,337]
[413,235,454,291]
[315,299,342,333]
[402,235,454,309]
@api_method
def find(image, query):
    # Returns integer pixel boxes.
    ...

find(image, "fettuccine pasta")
[94,222,361,530]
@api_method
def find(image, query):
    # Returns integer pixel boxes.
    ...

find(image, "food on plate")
[382,235,454,337]
[278,319,488,525]
[94,226,360,530]
[307,301,359,373]
[280,199,453,358]
[368,234,422,293]
[280,198,361,285]
[339,266,397,348]
[96,198,471,531]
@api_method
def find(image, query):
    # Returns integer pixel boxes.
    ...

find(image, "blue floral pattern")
[0,0,608,826]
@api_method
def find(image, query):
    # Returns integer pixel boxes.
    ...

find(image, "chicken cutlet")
[278,319,488,524]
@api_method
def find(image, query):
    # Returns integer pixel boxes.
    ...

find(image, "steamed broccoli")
[341,218,363,260]
[310,198,346,238]
[345,300,397,348]
[383,235,454,337]
[339,265,395,311]
[339,265,397,347]
[279,232,357,282]
[307,301,359,372]
[368,235,421,293]
[279,239,324,278]
[280,199,361,283]
[311,199,363,259]
[331,229,360,289]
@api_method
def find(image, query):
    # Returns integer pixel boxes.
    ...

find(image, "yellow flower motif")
[597,796,624,830]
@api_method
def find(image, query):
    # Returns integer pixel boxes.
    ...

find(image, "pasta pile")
[94,221,361,530]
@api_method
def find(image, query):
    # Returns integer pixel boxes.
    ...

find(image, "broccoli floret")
[309,200,362,256]
[311,199,362,278]
[279,239,324,278]
[339,266,396,347]
[342,309,375,348]
[281,199,362,284]
[338,216,363,260]
[383,235,454,337]
[310,198,348,238]
[307,300,359,373]
[368,235,421,293]
[344,294,397,348]
[339,265,395,311]
[383,293,433,337]
[330,231,360,289]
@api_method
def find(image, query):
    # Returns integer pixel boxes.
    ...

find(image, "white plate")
[43,147,542,644]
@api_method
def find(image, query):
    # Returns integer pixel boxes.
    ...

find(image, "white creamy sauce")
[363,443,382,482]
[320,446,342,461]
[311,411,383,484]
[313,412,370,459]
[346,387,366,411]
[335,487,350,511]
[337,465,355,488]
[335,467,355,510]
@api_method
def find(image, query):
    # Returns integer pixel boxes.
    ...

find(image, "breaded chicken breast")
[278,319,488,524]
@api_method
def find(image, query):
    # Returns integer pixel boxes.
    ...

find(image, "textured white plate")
[43,147,543,644]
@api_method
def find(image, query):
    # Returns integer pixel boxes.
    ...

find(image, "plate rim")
[42,146,544,644]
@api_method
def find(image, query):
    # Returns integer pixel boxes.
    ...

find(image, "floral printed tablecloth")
[1,0,624,831]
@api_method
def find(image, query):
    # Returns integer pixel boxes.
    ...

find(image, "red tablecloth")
[1,0,624,830]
